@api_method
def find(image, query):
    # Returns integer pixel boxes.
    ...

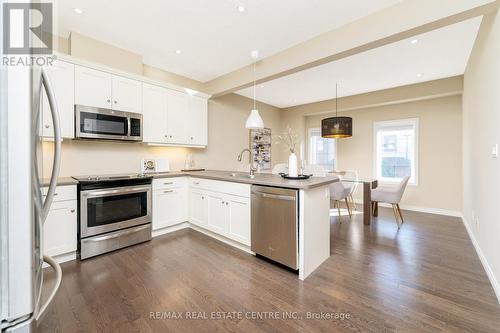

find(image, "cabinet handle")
[164,134,168,138]
[44,124,50,129]
[107,99,110,103]
[226,202,229,206]
[190,136,194,140]
[70,209,75,213]
[169,135,173,138]
[163,190,174,194]
[201,196,204,199]
[114,100,117,104]
[193,182,200,185]
[163,182,173,185]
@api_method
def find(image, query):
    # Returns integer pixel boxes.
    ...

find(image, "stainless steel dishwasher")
[251,185,298,270]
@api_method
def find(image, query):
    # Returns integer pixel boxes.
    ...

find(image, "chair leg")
[345,198,352,218]
[392,204,401,229]
[336,201,342,223]
[396,204,404,224]
[349,195,356,211]
[372,201,377,216]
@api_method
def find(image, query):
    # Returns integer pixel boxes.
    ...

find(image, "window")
[308,128,336,171]
[374,118,418,185]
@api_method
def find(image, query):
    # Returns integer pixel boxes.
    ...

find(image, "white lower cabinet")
[152,186,188,230]
[226,195,251,246]
[189,181,251,246]
[43,186,77,257]
[189,189,208,227]
[207,192,229,235]
[140,177,251,245]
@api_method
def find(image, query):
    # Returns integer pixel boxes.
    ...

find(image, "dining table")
[329,171,378,225]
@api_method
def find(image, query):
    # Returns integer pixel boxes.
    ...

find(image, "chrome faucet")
[237,148,257,178]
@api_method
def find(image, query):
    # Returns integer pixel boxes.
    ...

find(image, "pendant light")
[321,84,352,138]
[245,50,264,129]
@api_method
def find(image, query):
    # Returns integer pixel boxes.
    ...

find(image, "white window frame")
[308,127,337,170]
[373,118,419,186]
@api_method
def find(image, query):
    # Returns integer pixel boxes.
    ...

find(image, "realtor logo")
[3,2,52,54]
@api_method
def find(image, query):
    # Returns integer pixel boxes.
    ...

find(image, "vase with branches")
[275,127,299,177]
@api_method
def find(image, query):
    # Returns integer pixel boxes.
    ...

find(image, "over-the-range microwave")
[75,104,142,141]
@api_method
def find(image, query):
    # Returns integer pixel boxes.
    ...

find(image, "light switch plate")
[492,144,498,158]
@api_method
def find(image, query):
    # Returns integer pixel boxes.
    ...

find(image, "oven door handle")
[82,185,151,198]
[86,224,150,242]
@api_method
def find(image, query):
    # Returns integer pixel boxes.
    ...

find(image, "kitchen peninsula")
[153,170,339,280]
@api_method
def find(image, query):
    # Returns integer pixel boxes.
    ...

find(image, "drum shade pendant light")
[321,84,352,138]
[245,51,264,129]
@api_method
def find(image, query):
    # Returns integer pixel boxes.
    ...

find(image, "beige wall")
[69,32,144,75]
[43,93,281,177]
[304,96,462,212]
[462,10,500,300]
[44,32,282,177]
[191,94,281,171]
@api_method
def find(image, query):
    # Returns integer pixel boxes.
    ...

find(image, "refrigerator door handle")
[33,68,63,321]
[34,255,62,321]
[40,67,61,222]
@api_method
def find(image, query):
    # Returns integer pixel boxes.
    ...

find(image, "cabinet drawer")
[190,178,250,198]
[153,177,187,190]
[42,185,77,202]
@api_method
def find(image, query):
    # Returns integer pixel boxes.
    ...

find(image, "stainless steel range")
[72,173,153,259]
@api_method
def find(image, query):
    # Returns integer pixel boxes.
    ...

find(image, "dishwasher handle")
[252,191,296,201]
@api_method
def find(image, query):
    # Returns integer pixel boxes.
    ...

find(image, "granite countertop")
[50,170,339,190]
[153,170,339,190]
[40,177,79,187]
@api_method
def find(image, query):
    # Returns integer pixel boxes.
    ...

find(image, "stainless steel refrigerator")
[1,2,63,331]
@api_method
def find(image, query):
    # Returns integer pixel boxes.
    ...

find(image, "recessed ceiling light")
[417,73,423,78]
[237,5,246,12]
[410,39,418,44]
[73,8,84,14]
[175,50,182,54]
[260,85,265,88]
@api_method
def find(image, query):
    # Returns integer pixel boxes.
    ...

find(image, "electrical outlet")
[492,144,498,158]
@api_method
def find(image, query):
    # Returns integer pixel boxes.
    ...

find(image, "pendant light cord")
[253,61,256,110]
[335,83,338,117]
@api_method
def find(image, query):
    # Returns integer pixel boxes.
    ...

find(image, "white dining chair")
[341,170,359,212]
[303,164,327,177]
[272,163,288,175]
[371,176,410,229]
[330,181,352,222]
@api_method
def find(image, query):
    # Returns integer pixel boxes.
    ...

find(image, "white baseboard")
[153,221,253,254]
[353,200,462,217]
[189,224,253,254]
[462,217,500,304]
[44,251,76,267]
[152,222,190,237]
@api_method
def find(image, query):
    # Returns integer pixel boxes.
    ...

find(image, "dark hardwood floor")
[39,207,500,333]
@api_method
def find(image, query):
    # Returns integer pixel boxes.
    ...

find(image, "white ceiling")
[236,17,482,108]
[53,0,402,82]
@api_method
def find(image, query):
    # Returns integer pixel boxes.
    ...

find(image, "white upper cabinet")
[75,65,142,113]
[166,90,189,144]
[111,75,142,113]
[188,96,208,146]
[41,60,75,139]
[71,61,208,146]
[74,65,112,109]
[142,83,168,144]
